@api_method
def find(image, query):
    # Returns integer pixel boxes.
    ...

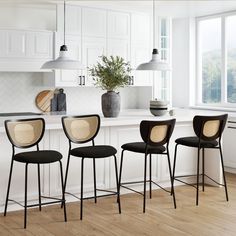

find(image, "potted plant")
[89,55,131,117]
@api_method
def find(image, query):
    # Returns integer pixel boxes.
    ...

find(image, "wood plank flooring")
[1,173,236,236]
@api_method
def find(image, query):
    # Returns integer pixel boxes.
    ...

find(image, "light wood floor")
[1,173,236,236]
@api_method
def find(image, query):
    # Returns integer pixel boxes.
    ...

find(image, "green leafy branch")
[89,55,131,91]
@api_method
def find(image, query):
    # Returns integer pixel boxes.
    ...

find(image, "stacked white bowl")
[150,99,168,116]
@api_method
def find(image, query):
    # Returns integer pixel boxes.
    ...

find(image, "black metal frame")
[118,119,177,213]
[4,118,67,229]
[61,115,121,220]
[172,114,229,206]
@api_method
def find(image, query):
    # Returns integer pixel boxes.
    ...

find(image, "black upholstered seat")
[121,142,165,154]
[14,150,62,164]
[175,136,218,148]
[71,145,117,158]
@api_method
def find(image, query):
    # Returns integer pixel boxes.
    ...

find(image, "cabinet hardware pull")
[228,126,236,129]
[82,76,85,85]
[78,76,82,85]
[228,121,236,124]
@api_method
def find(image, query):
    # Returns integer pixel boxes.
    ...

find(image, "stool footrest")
[174,173,226,188]
[120,179,171,195]
[8,197,65,209]
[65,190,118,201]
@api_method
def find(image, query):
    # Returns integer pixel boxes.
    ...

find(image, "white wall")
[172,17,196,108]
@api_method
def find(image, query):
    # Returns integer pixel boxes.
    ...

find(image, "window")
[197,12,236,107]
[154,18,172,104]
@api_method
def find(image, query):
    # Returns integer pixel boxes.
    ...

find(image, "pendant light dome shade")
[41,45,85,70]
[136,49,170,71]
[136,0,171,71]
[41,1,84,70]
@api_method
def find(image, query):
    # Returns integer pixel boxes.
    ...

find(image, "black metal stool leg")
[171,144,178,195]
[114,155,121,214]
[37,164,42,211]
[80,158,84,220]
[61,151,71,208]
[219,144,229,201]
[167,151,176,209]
[202,148,205,192]
[118,150,124,203]
[59,160,67,222]
[196,147,200,206]
[4,159,14,216]
[149,154,152,199]
[24,163,28,229]
[93,158,97,203]
[143,154,147,213]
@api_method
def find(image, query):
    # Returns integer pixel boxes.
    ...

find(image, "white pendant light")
[136,0,170,71]
[41,1,84,70]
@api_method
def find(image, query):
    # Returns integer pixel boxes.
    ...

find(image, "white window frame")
[196,10,236,108]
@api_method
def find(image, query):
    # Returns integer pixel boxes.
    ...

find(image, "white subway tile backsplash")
[0,72,149,113]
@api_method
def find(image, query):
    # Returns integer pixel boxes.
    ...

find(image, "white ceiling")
[1,0,236,18]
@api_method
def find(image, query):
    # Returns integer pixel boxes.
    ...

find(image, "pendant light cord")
[153,0,156,49]
[64,0,66,45]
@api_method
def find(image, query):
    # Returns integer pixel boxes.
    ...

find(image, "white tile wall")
[0,72,150,113]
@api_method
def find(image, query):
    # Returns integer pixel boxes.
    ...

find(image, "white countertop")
[0,108,233,132]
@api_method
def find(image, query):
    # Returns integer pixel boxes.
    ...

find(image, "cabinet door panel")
[131,13,150,42]
[131,42,152,86]
[82,37,106,86]
[107,38,130,62]
[28,32,53,59]
[6,31,26,57]
[0,31,7,57]
[108,11,130,39]
[57,4,82,35]
[82,8,106,38]
[110,126,148,187]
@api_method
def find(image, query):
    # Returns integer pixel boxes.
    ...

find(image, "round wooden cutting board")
[35,90,54,112]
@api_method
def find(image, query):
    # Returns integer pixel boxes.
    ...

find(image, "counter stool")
[119,119,176,213]
[172,114,228,205]
[61,114,121,220]
[4,118,67,228]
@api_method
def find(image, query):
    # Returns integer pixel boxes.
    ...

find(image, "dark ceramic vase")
[102,91,120,117]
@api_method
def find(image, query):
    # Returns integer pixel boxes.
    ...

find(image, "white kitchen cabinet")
[108,11,130,39]
[130,42,152,86]
[54,34,82,87]
[82,7,106,38]
[81,37,107,87]
[130,13,152,87]
[0,29,53,71]
[107,38,130,62]
[223,121,236,169]
[131,13,150,43]
[27,31,53,59]
[57,4,82,35]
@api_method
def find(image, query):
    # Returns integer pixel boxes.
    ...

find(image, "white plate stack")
[150,100,168,116]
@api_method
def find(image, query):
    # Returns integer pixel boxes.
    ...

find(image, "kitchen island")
[0,109,227,212]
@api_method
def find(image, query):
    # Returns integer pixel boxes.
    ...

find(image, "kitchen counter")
[0,108,231,132]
